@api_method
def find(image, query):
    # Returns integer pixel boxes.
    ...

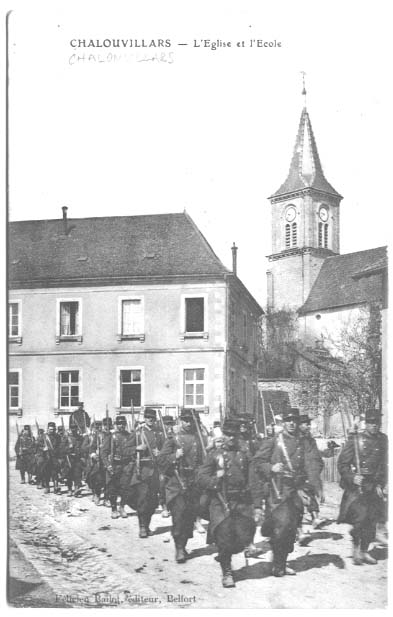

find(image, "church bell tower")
[266,82,343,311]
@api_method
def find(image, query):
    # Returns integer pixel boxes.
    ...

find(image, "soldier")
[235,415,260,456]
[250,408,313,576]
[101,415,134,519]
[15,425,36,484]
[197,418,256,588]
[121,408,162,537]
[158,415,175,518]
[101,416,113,506]
[56,425,71,492]
[298,414,325,535]
[337,409,388,565]
[34,428,47,490]
[66,422,85,496]
[42,422,61,494]
[69,401,91,431]
[157,408,204,563]
[83,420,106,505]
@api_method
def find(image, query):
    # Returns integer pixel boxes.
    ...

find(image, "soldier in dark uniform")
[298,414,325,535]
[66,422,85,496]
[101,415,134,519]
[83,420,106,505]
[337,409,388,565]
[42,422,61,494]
[157,408,204,563]
[159,415,175,518]
[197,418,256,588]
[69,401,91,431]
[34,428,47,490]
[235,415,260,456]
[121,408,162,537]
[101,416,113,506]
[55,425,70,492]
[250,408,313,576]
[15,425,36,484]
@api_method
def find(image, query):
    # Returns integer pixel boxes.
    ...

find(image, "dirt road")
[8,469,387,609]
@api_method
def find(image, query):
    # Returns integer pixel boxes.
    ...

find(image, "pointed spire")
[301,71,307,107]
[271,88,341,199]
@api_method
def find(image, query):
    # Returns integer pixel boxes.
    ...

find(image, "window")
[230,369,236,411]
[60,302,79,335]
[243,312,248,345]
[292,222,297,246]
[186,298,204,332]
[285,224,291,248]
[324,223,328,248]
[9,302,22,342]
[57,299,82,342]
[181,295,208,339]
[118,297,145,341]
[242,377,247,413]
[59,370,80,408]
[285,223,297,248]
[9,370,21,410]
[184,368,205,407]
[318,222,328,248]
[120,369,142,408]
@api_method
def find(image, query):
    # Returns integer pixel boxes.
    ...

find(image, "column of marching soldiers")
[14,403,388,589]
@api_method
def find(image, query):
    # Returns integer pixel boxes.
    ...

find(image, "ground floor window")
[120,369,142,408]
[184,368,205,407]
[9,370,21,409]
[59,370,80,408]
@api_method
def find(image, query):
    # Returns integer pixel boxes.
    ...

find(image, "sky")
[6,0,392,307]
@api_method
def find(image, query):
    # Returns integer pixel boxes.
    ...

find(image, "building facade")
[8,211,262,446]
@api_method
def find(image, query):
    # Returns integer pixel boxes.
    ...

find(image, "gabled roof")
[299,246,387,314]
[271,107,342,199]
[9,212,230,286]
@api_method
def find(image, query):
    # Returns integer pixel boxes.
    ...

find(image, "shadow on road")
[153,525,172,535]
[299,531,343,546]
[234,552,345,582]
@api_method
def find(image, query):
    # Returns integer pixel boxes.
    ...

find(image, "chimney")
[62,206,68,234]
[231,242,238,275]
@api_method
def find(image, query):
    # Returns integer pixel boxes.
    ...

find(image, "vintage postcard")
[5,0,390,611]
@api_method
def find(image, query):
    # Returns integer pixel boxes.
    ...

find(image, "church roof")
[299,246,387,314]
[9,212,230,287]
[271,107,342,199]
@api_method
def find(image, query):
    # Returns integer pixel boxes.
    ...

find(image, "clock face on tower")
[319,206,329,222]
[285,206,296,222]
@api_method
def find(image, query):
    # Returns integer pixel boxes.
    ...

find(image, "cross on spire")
[301,71,307,107]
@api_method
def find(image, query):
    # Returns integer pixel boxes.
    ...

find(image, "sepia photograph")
[5,0,390,610]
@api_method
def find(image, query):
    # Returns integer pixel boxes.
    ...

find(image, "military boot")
[119,505,128,519]
[111,509,120,519]
[175,542,187,563]
[28,474,33,484]
[221,560,235,588]
[352,542,363,565]
[20,474,26,484]
[44,486,50,494]
[361,551,377,565]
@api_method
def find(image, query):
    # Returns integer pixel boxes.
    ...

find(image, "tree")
[294,303,382,433]
[258,308,299,378]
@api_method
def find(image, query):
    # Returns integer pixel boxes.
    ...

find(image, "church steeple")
[272,107,342,199]
[266,81,343,311]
